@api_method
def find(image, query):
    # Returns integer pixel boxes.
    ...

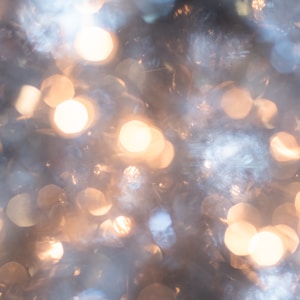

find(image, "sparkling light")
[74,26,114,62]
[53,99,89,135]
[113,216,132,237]
[36,239,64,263]
[249,230,284,267]
[14,85,41,116]
[119,120,152,153]
[224,221,257,256]
[270,131,300,162]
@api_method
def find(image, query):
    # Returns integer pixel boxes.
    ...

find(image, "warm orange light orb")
[249,230,284,267]
[53,99,89,135]
[270,131,300,162]
[119,120,152,153]
[36,239,64,263]
[224,221,257,256]
[74,26,114,62]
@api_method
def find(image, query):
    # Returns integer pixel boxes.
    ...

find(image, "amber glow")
[149,139,175,169]
[113,216,132,237]
[74,26,114,62]
[6,193,37,227]
[249,230,284,267]
[270,132,300,162]
[53,99,89,135]
[119,120,152,153]
[14,85,41,116]
[227,203,262,228]
[275,224,299,255]
[224,221,257,256]
[36,239,64,263]
[75,0,104,14]
[221,87,253,120]
[41,74,75,108]
[254,98,278,129]
[145,126,166,163]
[76,187,111,216]
[272,202,298,229]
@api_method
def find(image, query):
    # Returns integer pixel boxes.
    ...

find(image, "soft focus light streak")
[74,26,114,62]
[14,85,41,117]
[249,230,284,267]
[53,99,89,135]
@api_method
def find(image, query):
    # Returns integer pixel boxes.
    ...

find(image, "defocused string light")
[119,119,152,154]
[6,193,37,227]
[14,85,41,117]
[76,187,111,216]
[249,229,284,267]
[41,74,75,108]
[74,26,115,63]
[224,221,257,256]
[52,98,94,136]
[221,87,253,120]
[269,131,300,162]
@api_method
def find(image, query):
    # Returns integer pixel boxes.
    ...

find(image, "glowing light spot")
[224,221,257,256]
[113,216,132,237]
[74,0,105,14]
[53,99,89,135]
[6,193,37,227]
[272,202,298,229]
[249,230,284,267]
[37,184,66,210]
[221,87,253,120]
[254,98,278,129]
[76,187,111,216]
[119,120,152,153]
[14,85,41,116]
[270,132,300,162]
[41,74,75,108]
[36,239,64,263]
[227,203,262,228]
[74,26,114,62]
[145,126,166,163]
[275,224,299,255]
[252,0,266,11]
[149,139,175,169]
